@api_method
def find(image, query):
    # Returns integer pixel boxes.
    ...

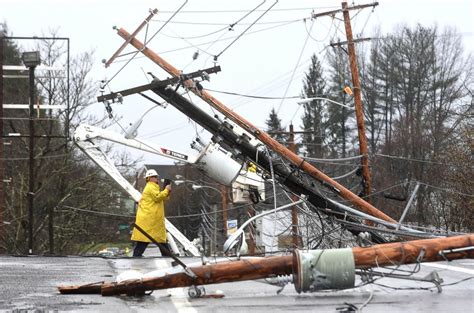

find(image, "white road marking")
[154,259,197,313]
[168,287,198,313]
[459,262,474,266]
[423,262,474,275]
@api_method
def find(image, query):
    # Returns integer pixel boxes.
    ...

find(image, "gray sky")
[2,0,473,165]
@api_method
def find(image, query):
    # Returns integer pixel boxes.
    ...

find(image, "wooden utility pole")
[114,27,394,225]
[58,234,474,296]
[220,185,228,237]
[103,8,158,68]
[288,124,300,248]
[246,204,256,255]
[341,1,372,203]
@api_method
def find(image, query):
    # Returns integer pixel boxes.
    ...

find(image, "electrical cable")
[374,153,473,168]
[276,17,314,115]
[213,0,279,62]
[203,88,301,100]
[153,6,339,15]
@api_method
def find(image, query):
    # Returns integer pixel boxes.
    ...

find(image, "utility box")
[232,170,265,203]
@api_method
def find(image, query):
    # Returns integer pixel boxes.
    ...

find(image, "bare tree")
[1,29,140,254]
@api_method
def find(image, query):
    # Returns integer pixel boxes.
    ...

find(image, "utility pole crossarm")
[311,2,378,19]
[97,66,221,103]
[330,37,373,47]
[104,8,158,68]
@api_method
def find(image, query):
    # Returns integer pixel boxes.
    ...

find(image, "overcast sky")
[2,0,473,166]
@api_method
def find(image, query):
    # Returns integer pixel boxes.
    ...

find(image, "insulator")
[266,275,293,286]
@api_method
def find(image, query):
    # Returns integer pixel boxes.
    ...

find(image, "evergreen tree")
[360,32,385,152]
[300,54,327,158]
[265,107,287,144]
[326,47,354,158]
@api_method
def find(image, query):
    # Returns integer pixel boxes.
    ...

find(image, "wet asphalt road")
[0,248,473,312]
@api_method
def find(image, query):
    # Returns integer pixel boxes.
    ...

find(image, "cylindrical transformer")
[196,142,242,186]
[293,248,355,293]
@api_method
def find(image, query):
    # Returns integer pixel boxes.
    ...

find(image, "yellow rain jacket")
[131,181,170,243]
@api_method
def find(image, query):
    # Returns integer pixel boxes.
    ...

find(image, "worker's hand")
[165,184,172,192]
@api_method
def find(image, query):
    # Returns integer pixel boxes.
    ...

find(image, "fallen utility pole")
[150,86,388,243]
[114,27,396,224]
[58,234,474,296]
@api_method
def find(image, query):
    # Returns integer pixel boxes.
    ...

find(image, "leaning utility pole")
[341,1,373,203]
[313,1,377,203]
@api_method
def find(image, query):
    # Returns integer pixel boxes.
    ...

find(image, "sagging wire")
[304,154,363,162]
[195,0,268,66]
[161,25,229,40]
[357,4,375,37]
[304,13,335,43]
[213,0,279,63]
[115,18,301,59]
[276,16,314,115]
[203,88,302,100]
[331,166,360,181]
[301,201,326,249]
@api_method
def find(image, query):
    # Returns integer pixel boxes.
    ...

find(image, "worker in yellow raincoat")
[131,169,172,257]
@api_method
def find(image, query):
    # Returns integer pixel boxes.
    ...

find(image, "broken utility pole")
[58,234,474,296]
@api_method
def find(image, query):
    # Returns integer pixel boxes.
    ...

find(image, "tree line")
[266,24,473,232]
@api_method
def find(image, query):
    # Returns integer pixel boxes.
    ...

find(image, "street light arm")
[223,199,304,254]
[191,184,222,194]
[298,97,352,109]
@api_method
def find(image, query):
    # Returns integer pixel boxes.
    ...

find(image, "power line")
[276,18,314,115]
[214,0,279,62]
[60,205,133,218]
[203,88,301,100]
[375,153,474,168]
[153,7,339,14]
[153,18,305,27]
[1,153,69,161]
[113,19,302,61]
[419,182,473,198]
[303,154,363,162]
